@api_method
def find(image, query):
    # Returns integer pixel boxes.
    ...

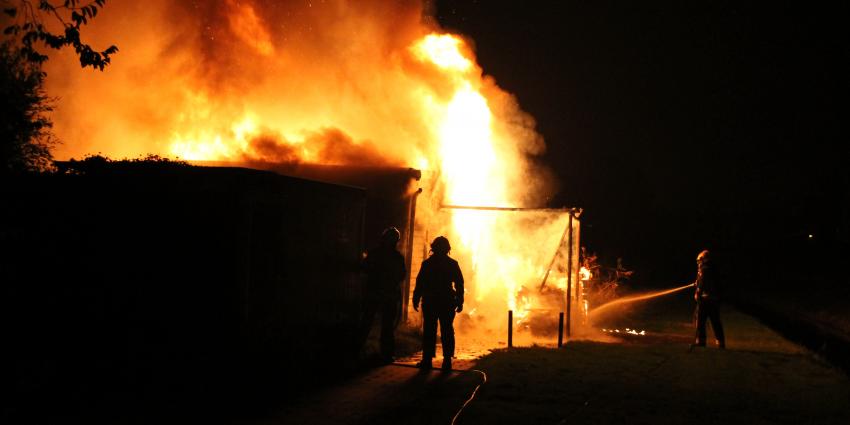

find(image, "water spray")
[588,283,695,319]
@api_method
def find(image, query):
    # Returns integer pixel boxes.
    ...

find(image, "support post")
[566,214,574,338]
[508,310,513,348]
[558,312,564,347]
[401,188,422,323]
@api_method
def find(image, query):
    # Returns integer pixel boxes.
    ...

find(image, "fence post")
[508,310,513,348]
[558,312,564,347]
[566,213,574,338]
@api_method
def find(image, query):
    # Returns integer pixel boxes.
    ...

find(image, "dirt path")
[254,364,481,425]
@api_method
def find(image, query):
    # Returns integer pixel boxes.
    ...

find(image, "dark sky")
[435,1,847,282]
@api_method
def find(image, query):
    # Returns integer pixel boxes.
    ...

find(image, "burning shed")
[412,201,585,344]
[39,1,589,346]
[206,160,587,343]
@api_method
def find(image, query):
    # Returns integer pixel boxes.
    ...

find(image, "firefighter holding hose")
[412,236,464,371]
[691,249,726,349]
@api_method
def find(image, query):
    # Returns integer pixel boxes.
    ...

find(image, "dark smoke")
[242,127,394,165]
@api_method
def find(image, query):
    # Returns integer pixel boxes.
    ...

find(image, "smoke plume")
[44,1,549,203]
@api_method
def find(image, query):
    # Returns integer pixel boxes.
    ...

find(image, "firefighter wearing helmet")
[692,249,726,349]
[360,227,406,363]
[412,236,465,371]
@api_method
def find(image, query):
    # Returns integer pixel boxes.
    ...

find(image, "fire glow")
[44,0,559,339]
[602,328,646,336]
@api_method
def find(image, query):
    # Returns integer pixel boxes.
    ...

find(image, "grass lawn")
[459,291,850,424]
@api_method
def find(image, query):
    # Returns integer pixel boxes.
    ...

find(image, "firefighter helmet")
[430,236,451,255]
[381,227,401,245]
[697,250,710,263]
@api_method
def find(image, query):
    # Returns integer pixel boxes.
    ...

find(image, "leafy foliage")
[56,154,192,175]
[0,41,55,174]
[2,0,118,70]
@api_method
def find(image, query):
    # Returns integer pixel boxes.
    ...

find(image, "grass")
[457,291,850,425]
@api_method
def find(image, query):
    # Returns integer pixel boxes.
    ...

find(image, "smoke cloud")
[43,1,549,202]
[44,1,429,163]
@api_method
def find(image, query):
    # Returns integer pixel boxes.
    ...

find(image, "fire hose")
[588,282,695,318]
[450,369,487,425]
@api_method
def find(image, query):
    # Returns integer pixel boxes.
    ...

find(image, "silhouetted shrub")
[0,42,55,174]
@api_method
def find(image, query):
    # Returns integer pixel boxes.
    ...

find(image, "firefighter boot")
[416,357,432,370]
[441,358,452,371]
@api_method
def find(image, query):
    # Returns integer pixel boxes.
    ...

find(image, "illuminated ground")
[395,335,504,371]
[256,365,481,425]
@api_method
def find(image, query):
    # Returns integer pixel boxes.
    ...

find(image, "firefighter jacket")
[413,254,464,308]
[695,262,721,302]
[363,245,406,300]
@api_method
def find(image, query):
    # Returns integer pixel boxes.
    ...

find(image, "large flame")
[44,0,562,341]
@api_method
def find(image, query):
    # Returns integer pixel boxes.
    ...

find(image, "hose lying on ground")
[451,369,487,425]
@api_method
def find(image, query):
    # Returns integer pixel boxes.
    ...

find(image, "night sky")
[436,1,847,283]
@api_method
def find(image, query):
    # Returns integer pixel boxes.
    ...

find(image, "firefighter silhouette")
[360,227,406,363]
[412,236,464,371]
[691,250,726,349]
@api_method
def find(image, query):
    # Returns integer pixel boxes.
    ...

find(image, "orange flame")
[44,0,558,340]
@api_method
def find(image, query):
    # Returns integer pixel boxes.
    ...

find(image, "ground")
[261,290,850,425]
[255,365,480,425]
[459,291,850,424]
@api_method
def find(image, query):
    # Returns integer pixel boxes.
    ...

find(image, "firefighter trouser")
[422,303,456,359]
[360,295,400,358]
[694,300,725,347]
